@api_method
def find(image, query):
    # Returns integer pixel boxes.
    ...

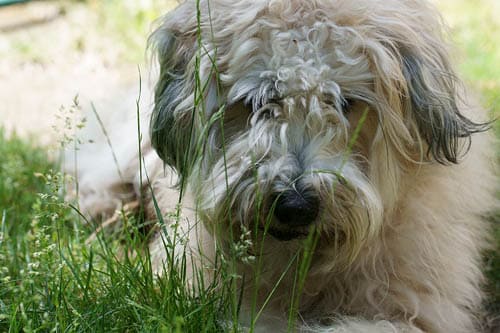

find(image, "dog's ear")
[149,5,197,178]
[400,46,489,164]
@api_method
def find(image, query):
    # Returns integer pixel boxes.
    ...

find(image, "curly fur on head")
[76,0,496,332]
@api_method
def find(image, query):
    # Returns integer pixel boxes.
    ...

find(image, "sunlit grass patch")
[82,0,177,63]
[435,0,500,128]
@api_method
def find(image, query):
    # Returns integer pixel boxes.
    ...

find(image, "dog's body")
[75,0,497,332]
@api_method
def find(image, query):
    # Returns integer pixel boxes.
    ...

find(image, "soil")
[0,1,156,145]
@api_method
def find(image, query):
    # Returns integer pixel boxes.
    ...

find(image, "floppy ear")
[400,46,489,164]
[149,7,197,178]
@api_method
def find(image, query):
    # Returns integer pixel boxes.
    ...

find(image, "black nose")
[272,190,320,227]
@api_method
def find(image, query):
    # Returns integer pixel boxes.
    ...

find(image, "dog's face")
[150,0,485,260]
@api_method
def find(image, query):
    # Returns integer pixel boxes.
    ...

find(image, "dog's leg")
[299,319,423,333]
[247,317,423,333]
[146,181,218,282]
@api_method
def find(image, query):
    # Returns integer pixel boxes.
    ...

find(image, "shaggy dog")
[75,0,497,332]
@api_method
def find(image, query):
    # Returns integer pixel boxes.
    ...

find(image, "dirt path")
[0,1,162,145]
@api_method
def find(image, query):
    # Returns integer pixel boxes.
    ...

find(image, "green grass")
[0,130,233,332]
[436,0,500,131]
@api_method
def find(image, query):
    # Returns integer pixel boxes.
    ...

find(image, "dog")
[74,0,497,332]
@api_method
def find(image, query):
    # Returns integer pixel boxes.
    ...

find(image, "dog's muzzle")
[266,188,319,241]
[273,190,319,226]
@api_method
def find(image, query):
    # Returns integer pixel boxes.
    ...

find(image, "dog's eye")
[265,98,279,107]
[341,98,355,113]
[242,100,253,112]
[244,98,278,113]
[239,98,257,113]
[324,96,354,113]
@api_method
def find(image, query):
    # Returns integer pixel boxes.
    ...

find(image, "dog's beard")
[191,104,383,266]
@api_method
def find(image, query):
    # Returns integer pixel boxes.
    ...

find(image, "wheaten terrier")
[75,0,497,332]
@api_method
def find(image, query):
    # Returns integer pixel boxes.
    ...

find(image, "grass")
[435,0,500,133]
[0,0,499,331]
[0,130,233,331]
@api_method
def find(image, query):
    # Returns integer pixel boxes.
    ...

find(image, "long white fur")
[73,0,497,332]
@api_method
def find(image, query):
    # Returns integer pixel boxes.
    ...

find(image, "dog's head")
[149,0,487,262]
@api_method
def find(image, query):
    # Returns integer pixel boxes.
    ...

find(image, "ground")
[0,0,175,144]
